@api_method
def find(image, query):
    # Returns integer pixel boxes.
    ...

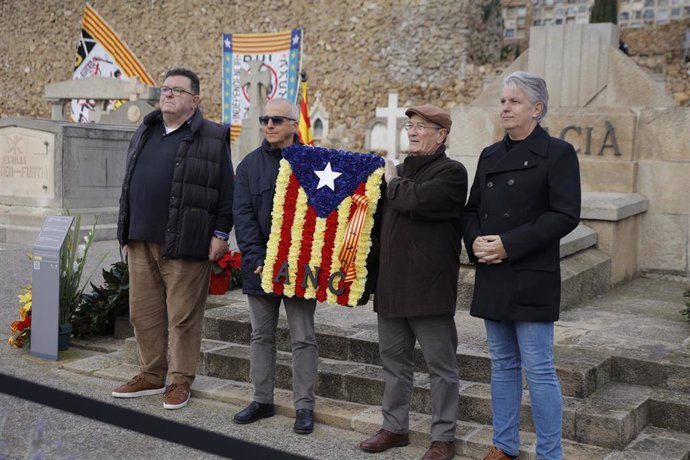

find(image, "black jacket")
[233,138,294,296]
[117,109,234,260]
[463,124,581,321]
[374,146,468,318]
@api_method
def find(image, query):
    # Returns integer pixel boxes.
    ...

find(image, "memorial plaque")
[0,126,55,199]
[30,215,74,361]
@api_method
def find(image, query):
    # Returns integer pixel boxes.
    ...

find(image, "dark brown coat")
[374,146,468,318]
[463,125,581,322]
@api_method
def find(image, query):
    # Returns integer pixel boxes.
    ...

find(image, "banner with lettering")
[71,4,155,123]
[261,145,384,307]
[222,29,302,143]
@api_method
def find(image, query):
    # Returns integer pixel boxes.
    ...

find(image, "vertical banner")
[222,29,302,143]
[71,4,155,122]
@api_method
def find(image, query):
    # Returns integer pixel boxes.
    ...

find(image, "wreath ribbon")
[338,193,368,282]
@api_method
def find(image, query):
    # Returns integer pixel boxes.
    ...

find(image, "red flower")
[209,250,243,294]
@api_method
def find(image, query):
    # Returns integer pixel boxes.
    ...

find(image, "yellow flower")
[327,196,352,305]
[348,166,384,304]
[262,159,292,293]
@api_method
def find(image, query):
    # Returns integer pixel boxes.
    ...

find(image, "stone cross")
[240,60,271,113]
[375,93,407,160]
[236,60,271,163]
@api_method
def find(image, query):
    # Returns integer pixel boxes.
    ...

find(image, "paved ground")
[1,239,689,459]
[0,241,452,460]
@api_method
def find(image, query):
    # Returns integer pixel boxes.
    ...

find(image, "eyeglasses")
[403,122,443,132]
[159,86,196,97]
[259,115,297,126]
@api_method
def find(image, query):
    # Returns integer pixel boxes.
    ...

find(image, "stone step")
[0,205,119,243]
[457,246,612,311]
[201,304,612,399]
[83,359,624,459]
[66,347,690,459]
[123,337,690,450]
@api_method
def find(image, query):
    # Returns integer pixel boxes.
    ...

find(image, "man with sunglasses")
[232,98,318,435]
[114,67,234,410]
[359,105,467,460]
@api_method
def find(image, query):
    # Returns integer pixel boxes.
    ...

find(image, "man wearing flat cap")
[359,104,468,460]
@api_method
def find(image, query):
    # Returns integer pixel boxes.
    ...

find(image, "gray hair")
[266,98,300,121]
[503,71,549,122]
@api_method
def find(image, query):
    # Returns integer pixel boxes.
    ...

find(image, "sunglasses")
[258,115,296,126]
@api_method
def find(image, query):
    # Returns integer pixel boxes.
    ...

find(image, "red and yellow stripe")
[231,31,292,53]
[298,80,314,145]
[82,4,154,85]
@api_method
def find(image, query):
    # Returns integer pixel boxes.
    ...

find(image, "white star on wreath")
[314,162,342,191]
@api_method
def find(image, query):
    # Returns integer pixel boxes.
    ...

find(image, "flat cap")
[405,104,452,132]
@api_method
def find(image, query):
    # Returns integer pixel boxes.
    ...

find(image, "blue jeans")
[484,320,563,460]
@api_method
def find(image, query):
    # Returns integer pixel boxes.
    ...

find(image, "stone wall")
[1,1,686,150]
[0,0,505,150]
[621,18,690,106]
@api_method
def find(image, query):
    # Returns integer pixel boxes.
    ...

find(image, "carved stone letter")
[598,121,621,156]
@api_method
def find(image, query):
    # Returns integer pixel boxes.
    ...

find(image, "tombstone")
[364,119,388,153]
[310,91,330,144]
[43,76,158,125]
[0,116,134,245]
[449,23,689,285]
[371,93,407,160]
[233,61,271,166]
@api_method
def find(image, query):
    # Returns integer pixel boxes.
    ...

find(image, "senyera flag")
[261,146,384,307]
[71,3,155,122]
[297,71,314,145]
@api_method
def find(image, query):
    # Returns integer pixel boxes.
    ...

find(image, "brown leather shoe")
[359,429,410,453]
[163,382,191,410]
[483,446,518,460]
[112,374,165,398]
[422,441,455,460]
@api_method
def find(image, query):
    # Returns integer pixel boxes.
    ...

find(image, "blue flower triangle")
[282,145,385,218]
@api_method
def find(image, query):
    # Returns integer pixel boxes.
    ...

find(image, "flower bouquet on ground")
[209,250,242,295]
[8,285,32,348]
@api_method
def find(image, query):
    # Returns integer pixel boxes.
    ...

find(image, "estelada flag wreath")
[261,145,385,307]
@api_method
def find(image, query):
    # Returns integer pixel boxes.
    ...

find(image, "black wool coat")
[374,146,468,318]
[463,124,581,322]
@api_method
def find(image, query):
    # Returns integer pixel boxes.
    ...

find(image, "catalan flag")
[261,146,384,307]
[71,3,155,122]
[222,29,302,143]
[298,71,314,146]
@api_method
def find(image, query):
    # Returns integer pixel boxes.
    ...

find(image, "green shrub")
[72,260,129,336]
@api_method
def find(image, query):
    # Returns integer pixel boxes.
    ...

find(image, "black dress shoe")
[233,401,275,424]
[293,408,314,434]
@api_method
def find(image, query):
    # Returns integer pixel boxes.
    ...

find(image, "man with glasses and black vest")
[113,67,234,410]
[232,98,318,435]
